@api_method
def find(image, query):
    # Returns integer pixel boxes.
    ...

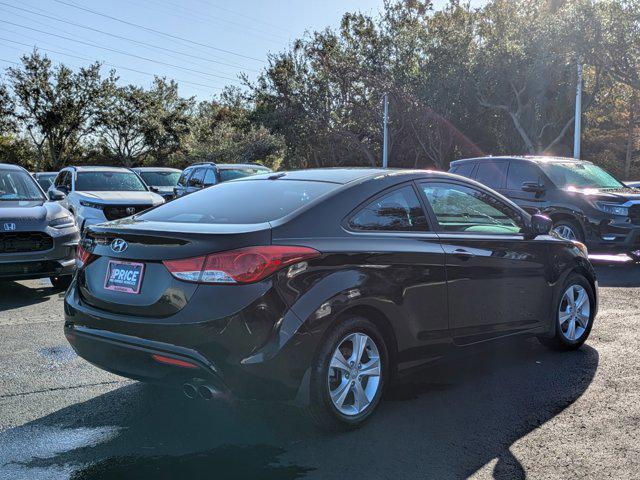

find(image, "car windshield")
[139,179,335,224]
[219,168,270,182]
[138,171,181,187]
[540,162,624,190]
[76,171,148,192]
[0,169,44,201]
[35,173,57,190]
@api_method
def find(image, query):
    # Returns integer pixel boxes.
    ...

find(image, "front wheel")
[552,219,583,242]
[539,273,595,350]
[307,316,388,430]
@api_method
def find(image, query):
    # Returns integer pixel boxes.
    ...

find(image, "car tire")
[538,273,595,351]
[306,316,389,430]
[552,219,584,242]
[50,275,72,291]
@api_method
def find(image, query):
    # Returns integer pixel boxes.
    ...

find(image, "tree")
[96,85,151,167]
[142,77,194,165]
[0,82,16,135]
[7,50,115,170]
[474,0,601,155]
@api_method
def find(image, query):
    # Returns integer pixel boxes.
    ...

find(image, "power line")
[0,38,225,91]
[150,0,288,42]
[0,1,258,73]
[0,19,242,83]
[53,0,265,63]
[192,0,287,31]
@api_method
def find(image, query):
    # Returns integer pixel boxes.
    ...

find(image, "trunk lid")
[78,220,272,317]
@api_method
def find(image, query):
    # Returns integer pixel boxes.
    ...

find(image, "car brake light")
[162,246,320,284]
[76,244,96,268]
[151,354,198,369]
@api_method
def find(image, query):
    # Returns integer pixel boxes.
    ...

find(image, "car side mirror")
[149,186,159,193]
[529,214,552,237]
[521,181,545,193]
[48,189,66,201]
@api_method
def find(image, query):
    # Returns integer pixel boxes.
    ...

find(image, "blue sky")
[0,0,485,100]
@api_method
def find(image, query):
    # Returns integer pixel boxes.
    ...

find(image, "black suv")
[174,162,271,198]
[449,156,640,258]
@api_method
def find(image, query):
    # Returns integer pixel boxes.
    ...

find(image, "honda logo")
[3,223,16,231]
[126,207,136,216]
[110,238,128,253]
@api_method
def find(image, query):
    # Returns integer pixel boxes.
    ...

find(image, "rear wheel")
[50,275,72,291]
[307,316,388,430]
[552,219,583,242]
[539,273,595,350]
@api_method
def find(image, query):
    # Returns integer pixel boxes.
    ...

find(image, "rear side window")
[203,169,217,186]
[450,162,475,178]
[139,180,336,224]
[475,161,507,190]
[507,162,542,190]
[348,186,428,232]
[219,168,269,182]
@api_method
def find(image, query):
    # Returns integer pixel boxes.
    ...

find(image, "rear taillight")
[76,244,96,268]
[162,245,320,284]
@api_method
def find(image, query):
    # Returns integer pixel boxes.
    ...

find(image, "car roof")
[188,162,271,170]
[67,166,136,172]
[451,155,590,165]
[236,167,462,185]
[0,163,28,172]
[131,167,181,172]
[34,171,58,175]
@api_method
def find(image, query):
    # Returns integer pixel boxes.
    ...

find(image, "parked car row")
[449,156,640,261]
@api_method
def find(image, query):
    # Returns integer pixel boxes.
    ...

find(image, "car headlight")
[594,202,629,216]
[49,215,76,229]
[80,201,104,210]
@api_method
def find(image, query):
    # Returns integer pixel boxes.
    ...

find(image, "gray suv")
[0,163,79,289]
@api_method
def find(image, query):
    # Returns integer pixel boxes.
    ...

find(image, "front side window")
[188,168,205,188]
[177,168,192,187]
[0,169,45,201]
[539,162,623,190]
[75,172,147,192]
[421,182,522,234]
[348,186,428,232]
[507,162,543,190]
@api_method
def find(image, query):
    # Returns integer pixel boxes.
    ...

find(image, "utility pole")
[382,93,389,168]
[573,61,583,159]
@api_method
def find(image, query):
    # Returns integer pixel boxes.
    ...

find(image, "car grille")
[630,204,640,226]
[103,205,152,221]
[0,232,54,254]
[0,261,58,276]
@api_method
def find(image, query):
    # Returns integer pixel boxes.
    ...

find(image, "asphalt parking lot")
[0,263,639,480]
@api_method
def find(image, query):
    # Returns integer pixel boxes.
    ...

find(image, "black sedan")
[64,168,598,428]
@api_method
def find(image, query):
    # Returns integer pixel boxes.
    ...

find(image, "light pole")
[382,93,389,168]
[573,61,583,159]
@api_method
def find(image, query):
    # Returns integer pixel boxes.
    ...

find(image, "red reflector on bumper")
[151,354,198,369]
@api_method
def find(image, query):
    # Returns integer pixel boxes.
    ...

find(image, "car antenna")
[268,172,287,180]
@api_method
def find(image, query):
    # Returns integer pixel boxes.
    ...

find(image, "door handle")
[451,248,475,260]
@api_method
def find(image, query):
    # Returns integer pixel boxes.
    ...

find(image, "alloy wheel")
[558,284,591,341]
[553,225,577,240]
[327,332,382,416]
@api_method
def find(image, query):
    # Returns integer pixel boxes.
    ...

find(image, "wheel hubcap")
[553,225,577,240]
[558,284,590,341]
[327,332,381,416]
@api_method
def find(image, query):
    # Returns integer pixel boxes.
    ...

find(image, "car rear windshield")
[540,162,623,189]
[138,179,336,224]
[0,169,44,201]
[219,167,270,182]
[138,171,181,187]
[76,172,148,191]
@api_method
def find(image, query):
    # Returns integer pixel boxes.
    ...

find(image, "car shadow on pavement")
[1,337,598,480]
[593,263,640,287]
[0,280,61,311]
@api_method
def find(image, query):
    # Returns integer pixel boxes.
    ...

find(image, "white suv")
[49,166,164,231]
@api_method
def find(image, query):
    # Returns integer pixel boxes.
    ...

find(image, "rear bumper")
[63,279,311,401]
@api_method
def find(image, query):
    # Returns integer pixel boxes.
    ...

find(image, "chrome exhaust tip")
[198,384,218,400]
[183,383,197,399]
